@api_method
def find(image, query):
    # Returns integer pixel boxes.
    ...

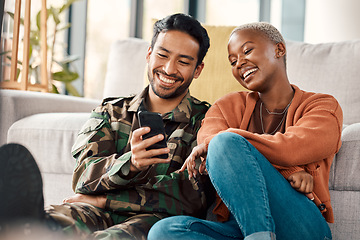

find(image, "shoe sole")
[0,143,44,222]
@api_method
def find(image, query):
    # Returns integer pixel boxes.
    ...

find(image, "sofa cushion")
[42,172,74,206]
[286,40,360,125]
[329,190,360,239]
[329,123,360,191]
[103,38,149,98]
[7,112,90,174]
[0,89,99,146]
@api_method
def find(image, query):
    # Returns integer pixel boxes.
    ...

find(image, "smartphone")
[138,111,168,159]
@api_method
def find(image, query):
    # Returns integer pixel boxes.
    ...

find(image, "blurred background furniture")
[1,31,360,239]
[0,0,48,92]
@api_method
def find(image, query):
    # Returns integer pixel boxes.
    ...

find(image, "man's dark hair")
[151,13,210,66]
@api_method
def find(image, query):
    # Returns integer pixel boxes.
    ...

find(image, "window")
[84,0,185,99]
[142,0,184,42]
[205,0,260,26]
[84,0,131,99]
[75,0,306,98]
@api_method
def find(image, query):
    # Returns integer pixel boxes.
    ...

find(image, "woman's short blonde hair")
[231,22,286,65]
[231,22,285,45]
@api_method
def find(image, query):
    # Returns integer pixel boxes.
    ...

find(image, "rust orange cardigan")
[198,85,343,223]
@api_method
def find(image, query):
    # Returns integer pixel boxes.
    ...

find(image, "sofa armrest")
[328,123,360,239]
[329,123,360,191]
[7,112,91,205]
[0,89,100,145]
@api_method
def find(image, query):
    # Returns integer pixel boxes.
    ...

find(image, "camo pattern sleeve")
[71,87,212,218]
[71,91,142,193]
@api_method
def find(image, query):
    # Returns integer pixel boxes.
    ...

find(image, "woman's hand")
[288,171,314,200]
[179,143,208,180]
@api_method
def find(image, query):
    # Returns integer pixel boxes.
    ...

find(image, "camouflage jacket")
[71,86,212,218]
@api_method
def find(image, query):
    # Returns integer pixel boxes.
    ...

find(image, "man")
[0,13,212,239]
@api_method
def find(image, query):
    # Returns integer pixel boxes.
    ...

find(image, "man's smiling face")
[146,30,203,99]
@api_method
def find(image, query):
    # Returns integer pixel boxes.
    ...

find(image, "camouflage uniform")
[46,86,213,239]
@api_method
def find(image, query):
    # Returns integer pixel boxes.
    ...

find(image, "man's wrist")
[118,159,139,180]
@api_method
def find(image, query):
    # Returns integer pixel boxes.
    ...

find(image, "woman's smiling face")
[227,29,283,93]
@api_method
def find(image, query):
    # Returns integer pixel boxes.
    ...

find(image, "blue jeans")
[148,132,332,240]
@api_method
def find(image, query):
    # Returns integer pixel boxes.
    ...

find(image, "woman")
[148,22,342,240]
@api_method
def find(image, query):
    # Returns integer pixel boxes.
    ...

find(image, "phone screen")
[138,111,168,159]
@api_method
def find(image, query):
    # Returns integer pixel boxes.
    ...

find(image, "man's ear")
[146,46,152,63]
[193,62,204,79]
[275,42,286,58]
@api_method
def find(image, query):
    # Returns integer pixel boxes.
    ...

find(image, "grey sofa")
[1,37,359,239]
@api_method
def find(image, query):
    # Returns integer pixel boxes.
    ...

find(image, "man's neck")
[147,90,187,114]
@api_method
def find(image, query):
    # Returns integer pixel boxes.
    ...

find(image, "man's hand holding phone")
[129,111,170,173]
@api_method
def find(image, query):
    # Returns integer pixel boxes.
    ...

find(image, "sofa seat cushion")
[42,172,74,206]
[7,112,90,175]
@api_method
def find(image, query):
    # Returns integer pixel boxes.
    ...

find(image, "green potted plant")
[3,0,82,96]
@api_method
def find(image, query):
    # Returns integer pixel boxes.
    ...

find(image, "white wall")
[304,0,360,43]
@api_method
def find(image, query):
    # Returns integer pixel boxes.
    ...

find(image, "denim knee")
[208,132,247,152]
[148,216,188,240]
[147,218,168,240]
[148,215,243,240]
[207,132,248,168]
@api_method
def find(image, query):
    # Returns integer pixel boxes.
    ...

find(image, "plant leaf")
[0,50,11,56]
[36,8,51,31]
[16,68,21,79]
[56,55,80,65]
[36,10,41,31]
[59,0,81,13]
[6,12,25,25]
[6,56,23,65]
[52,70,79,83]
[56,23,71,33]
[51,83,60,94]
[50,7,61,25]
[65,82,81,97]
